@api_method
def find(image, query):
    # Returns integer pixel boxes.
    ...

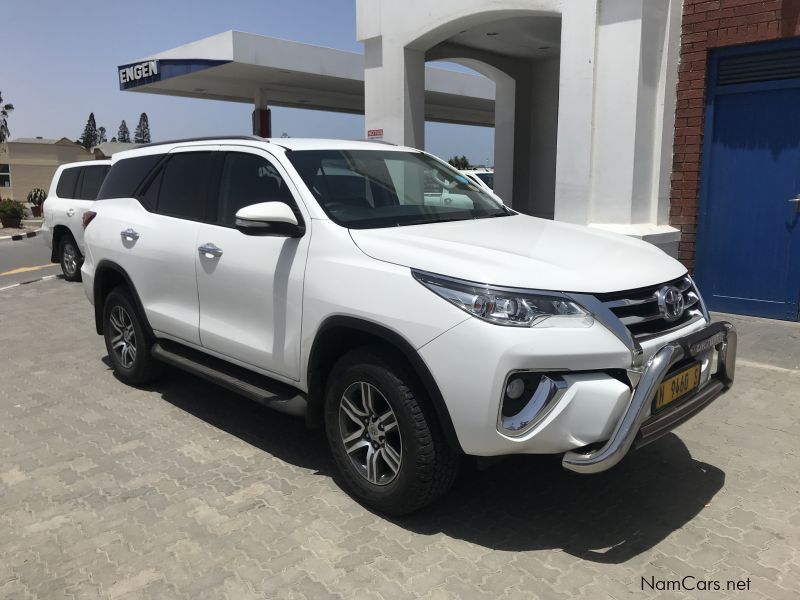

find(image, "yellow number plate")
[654,363,701,411]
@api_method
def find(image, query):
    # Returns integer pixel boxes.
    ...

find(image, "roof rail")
[137,135,265,148]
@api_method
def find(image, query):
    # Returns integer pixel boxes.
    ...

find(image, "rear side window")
[156,152,213,221]
[76,165,110,200]
[56,167,80,198]
[97,154,163,200]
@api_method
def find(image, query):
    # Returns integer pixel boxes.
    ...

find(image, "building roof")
[92,142,140,158]
[118,30,495,127]
[12,137,79,146]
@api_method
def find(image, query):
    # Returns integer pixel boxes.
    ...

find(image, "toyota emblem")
[657,285,685,322]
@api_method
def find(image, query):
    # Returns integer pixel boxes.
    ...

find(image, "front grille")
[596,276,704,342]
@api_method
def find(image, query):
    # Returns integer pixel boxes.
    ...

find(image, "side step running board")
[152,341,307,417]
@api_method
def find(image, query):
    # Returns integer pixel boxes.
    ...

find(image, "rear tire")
[324,346,460,515]
[59,235,83,281]
[103,286,162,386]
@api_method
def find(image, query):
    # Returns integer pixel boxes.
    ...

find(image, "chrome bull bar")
[562,321,737,474]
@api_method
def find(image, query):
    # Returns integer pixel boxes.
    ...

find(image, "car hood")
[349,214,686,294]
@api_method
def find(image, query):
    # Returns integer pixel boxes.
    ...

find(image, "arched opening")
[422,14,563,218]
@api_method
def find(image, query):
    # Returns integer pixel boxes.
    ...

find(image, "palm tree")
[0,91,14,145]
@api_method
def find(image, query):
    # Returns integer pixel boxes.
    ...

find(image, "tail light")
[82,211,97,229]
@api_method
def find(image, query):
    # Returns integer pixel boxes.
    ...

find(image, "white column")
[583,0,681,255]
[589,0,644,224]
[493,75,516,204]
[363,37,426,149]
[554,0,598,225]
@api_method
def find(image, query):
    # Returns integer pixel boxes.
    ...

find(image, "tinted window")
[76,165,110,200]
[0,164,10,189]
[217,153,295,226]
[56,167,80,198]
[97,154,163,200]
[156,152,213,221]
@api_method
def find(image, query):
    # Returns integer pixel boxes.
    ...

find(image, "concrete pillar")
[253,88,271,137]
[363,37,426,148]
[525,57,560,219]
[590,0,644,224]
[553,0,681,255]
[581,0,681,253]
[254,88,269,110]
[492,75,515,204]
[554,0,598,225]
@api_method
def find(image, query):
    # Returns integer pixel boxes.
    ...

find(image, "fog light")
[498,374,568,437]
[505,377,525,400]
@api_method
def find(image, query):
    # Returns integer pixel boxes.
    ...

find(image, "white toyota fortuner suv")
[80,137,737,515]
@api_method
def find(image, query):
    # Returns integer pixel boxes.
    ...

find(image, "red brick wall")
[671,0,800,270]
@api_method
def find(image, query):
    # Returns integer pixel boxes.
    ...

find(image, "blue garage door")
[696,40,800,321]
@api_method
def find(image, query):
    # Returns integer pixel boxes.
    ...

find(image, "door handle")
[789,197,800,203]
[66,208,76,217]
[120,228,139,241]
[198,243,223,258]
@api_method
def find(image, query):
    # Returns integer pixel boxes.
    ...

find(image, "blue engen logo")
[118,60,160,88]
[116,59,231,91]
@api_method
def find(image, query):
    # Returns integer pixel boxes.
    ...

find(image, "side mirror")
[234,202,305,237]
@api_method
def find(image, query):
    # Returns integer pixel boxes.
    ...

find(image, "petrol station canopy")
[117,30,496,127]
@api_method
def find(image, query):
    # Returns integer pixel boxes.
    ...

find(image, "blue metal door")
[696,41,800,321]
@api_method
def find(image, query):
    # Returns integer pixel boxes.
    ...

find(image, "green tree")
[0,91,14,145]
[133,112,151,143]
[79,112,98,149]
[448,155,470,170]
[117,120,130,143]
[97,126,107,144]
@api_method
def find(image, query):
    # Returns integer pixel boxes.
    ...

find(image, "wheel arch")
[50,224,75,263]
[307,316,463,454]
[93,260,153,338]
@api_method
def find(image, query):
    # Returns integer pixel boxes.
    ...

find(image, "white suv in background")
[80,137,737,515]
[460,168,494,192]
[42,159,111,280]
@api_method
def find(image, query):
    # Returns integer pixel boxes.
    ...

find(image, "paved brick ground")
[1,279,798,599]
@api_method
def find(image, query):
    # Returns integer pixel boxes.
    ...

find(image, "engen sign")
[119,60,159,85]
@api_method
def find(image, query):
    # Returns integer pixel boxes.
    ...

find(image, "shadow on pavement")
[136,364,725,565]
[401,434,724,563]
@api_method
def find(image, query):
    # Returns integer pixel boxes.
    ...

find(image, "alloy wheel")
[62,243,78,276]
[109,305,137,369]
[338,381,403,486]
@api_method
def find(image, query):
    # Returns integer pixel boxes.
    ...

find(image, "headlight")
[412,270,594,328]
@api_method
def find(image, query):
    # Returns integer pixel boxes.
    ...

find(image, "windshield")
[286,149,511,229]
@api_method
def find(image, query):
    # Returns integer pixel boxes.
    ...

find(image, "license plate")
[654,363,701,411]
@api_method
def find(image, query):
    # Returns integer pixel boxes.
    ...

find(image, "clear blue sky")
[1,0,494,165]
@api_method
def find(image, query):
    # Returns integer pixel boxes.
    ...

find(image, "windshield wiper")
[397,217,471,227]
[475,210,511,219]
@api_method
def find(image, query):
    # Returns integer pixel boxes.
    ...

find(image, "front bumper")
[562,321,737,473]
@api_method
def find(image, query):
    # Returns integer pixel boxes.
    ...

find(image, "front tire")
[324,346,460,515]
[103,287,161,386]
